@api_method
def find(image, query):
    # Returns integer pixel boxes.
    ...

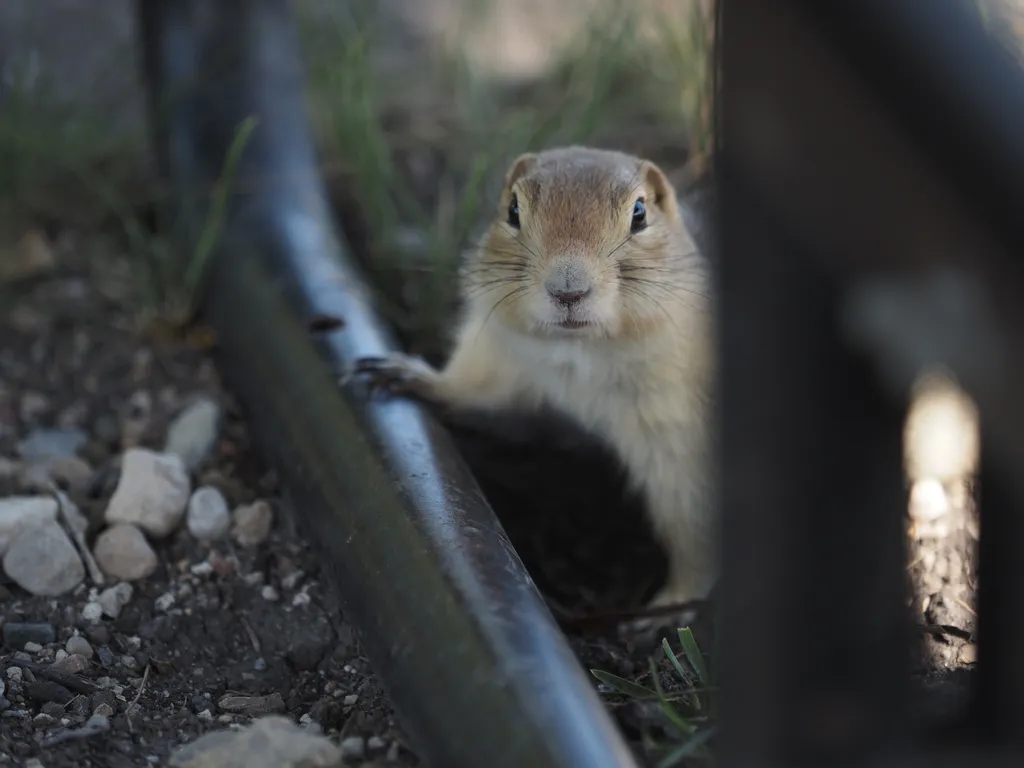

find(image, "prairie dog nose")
[548,288,591,307]
[545,263,592,308]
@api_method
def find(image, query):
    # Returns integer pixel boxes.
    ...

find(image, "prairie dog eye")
[631,198,647,233]
[508,194,521,229]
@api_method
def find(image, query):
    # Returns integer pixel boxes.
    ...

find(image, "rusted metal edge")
[134,1,639,766]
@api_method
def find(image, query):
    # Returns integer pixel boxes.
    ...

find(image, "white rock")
[0,495,58,556]
[164,397,221,472]
[186,486,230,541]
[2,518,84,596]
[340,736,366,760]
[97,582,133,619]
[93,524,158,581]
[66,635,94,659]
[231,500,273,547]
[104,448,191,538]
[81,602,103,622]
[168,715,343,768]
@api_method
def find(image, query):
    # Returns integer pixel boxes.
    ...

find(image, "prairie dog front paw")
[347,352,442,401]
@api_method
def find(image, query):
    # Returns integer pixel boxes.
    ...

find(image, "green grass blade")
[184,114,260,299]
[678,627,709,685]
[590,669,658,700]
[662,636,702,712]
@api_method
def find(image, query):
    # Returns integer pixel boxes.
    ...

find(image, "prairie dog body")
[355,146,717,607]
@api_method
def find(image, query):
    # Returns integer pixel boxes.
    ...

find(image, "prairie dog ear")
[505,153,538,189]
[640,160,679,222]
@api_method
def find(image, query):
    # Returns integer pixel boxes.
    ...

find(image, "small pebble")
[93,702,114,717]
[0,496,59,556]
[3,622,56,649]
[367,735,386,751]
[93,524,158,581]
[154,592,176,612]
[343,694,358,706]
[217,692,286,716]
[164,397,221,472]
[2,519,85,596]
[231,500,273,547]
[40,701,65,718]
[19,455,94,494]
[261,585,279,602]
[16,427,88,462]
[169,716,344,768]
[51,653,89,675]
[96,646,115,667]
[186,486,230,541]
[103,448,191,539]
[66,635,94,659]
[97,582,134,619]
[340,736,366,760]
[33,712,57,727]
[23,641,42,653]
[81,602,104,622]
[7,667,23,682]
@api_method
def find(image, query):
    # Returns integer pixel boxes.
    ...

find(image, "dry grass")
[0,0,715,342]
[299,0,715,348]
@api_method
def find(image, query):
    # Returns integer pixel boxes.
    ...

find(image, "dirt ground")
[0,233,416,767]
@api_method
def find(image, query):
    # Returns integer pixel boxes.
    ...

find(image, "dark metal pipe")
[134,1,638,766]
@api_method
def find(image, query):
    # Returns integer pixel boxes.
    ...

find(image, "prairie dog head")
[463,146,705,340]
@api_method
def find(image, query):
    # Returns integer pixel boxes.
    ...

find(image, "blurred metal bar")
[134,1,639,767]
[719,0,1024,762]
[716,157,911,765]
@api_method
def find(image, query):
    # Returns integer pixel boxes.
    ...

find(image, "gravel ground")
[0,229,415,767]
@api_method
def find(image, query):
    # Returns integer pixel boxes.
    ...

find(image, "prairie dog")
[353,146,717,608]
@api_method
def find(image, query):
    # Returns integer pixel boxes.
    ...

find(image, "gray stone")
[164,397,221,472]
[96,582,133,619]
[186,486,230,541]
[2,518,84,595]
[0,495,58,556]
[92,524,157,581]
[169,715,343,768]
[103,448,190,538]
[65,635,94,659]
[2,622,56,649]
[339,736,366,761]
[16,427,88,461]
[232,500,273,547]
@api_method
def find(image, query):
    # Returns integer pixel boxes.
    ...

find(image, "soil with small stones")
[0,231,415,767]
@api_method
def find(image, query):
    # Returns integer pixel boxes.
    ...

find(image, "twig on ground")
[125,663,151,733]
[47,483,106,587]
